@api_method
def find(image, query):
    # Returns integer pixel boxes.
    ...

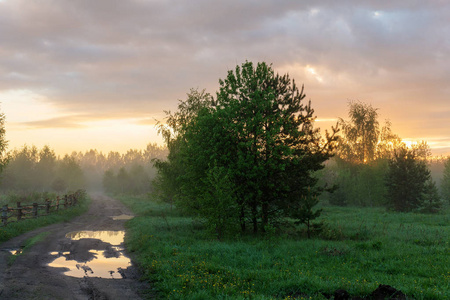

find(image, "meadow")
[119,195,449,299]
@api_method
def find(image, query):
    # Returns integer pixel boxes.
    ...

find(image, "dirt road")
[0,194,150,299]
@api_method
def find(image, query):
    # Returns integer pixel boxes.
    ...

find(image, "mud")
[0,194,150,299]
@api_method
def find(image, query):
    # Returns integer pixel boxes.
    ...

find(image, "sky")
[0,0,449,156]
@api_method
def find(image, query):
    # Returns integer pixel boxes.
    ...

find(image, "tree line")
[0,145,84,193]
[0,143,167,195]
[72,144,167,194]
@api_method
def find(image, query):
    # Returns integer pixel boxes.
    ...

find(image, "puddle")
[111,214,134,220]
[47,230,132,279]
[8,248,23,255]
[49,251,70,256]
[65,230,125,245]
[49,250,131,278]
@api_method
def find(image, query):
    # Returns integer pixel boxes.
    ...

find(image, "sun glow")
[401,140,414,148]
[305,65,324,83]
[0,89,163,155]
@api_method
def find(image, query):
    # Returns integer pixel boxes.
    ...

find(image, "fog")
[0,143,167,198]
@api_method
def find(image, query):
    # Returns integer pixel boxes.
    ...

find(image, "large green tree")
[152,89,213,208]
[158,62,338,235]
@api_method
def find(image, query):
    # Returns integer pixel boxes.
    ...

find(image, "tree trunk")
[261,201,268,233]
[307,219,311,239]
[251,205,258,233]
[240,206,246,232]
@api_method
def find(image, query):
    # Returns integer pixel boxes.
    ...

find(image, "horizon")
[2,90,450,157]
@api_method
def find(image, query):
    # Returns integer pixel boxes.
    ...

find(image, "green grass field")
[119,195,449,299]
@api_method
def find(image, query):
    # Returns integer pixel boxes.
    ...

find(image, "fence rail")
[1,190,85,227]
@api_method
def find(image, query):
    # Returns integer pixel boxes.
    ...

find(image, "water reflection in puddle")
[66,230,125,245]
[9,248,23,255]
[49,250,131,279]
[111,214,134,220]
[47,230,132,279]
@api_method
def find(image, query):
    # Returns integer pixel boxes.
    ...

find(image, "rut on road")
[0,194,150,299]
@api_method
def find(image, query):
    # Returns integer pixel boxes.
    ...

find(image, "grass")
[7,231,50,265]
[0,192,90,243]
[118,195,449,299]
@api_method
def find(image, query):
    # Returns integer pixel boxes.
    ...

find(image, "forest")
[1,135,447,213]
[0,143,167,200]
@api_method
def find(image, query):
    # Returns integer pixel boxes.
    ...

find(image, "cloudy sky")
[1,0,449,155]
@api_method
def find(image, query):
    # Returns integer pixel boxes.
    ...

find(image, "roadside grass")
[0,193,90,243]
[118,195,449,299]
[7,231,50,265]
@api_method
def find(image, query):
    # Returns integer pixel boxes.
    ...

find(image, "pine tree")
[155,62,338,235]
[386,147,431,212]
[421,179,442,213]
[291,188,323,238]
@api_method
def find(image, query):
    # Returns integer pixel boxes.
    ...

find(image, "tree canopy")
[154,61,338,237]
[337,101,402,164]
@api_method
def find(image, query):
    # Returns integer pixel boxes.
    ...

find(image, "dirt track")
[0,194,150,299]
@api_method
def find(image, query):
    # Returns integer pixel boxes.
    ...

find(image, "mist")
[0,142,167,197]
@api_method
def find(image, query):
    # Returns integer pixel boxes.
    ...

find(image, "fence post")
[56,196,60,211]
[46,199,51,214]
[2,205,8,226]
[64,195,68,209]
[33,203,38,218]
[17,202,22,221]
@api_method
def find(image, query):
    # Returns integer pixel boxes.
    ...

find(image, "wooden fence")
[1,190,85,227]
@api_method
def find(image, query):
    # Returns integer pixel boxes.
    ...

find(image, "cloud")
[20,115,87,129]
[17,112,162,130]
[0,0,449,153]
